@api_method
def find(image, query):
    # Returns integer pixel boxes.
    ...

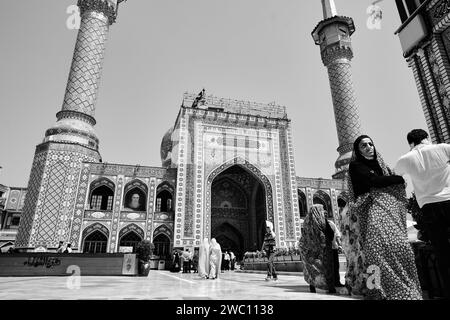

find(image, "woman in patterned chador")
[346,135,422,300]
[299,204,336,293]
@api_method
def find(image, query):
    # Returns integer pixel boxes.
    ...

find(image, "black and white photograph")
[0,0,449,309]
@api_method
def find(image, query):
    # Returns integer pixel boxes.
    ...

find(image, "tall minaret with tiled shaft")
[312,0,362,179]
[15,0,126,251]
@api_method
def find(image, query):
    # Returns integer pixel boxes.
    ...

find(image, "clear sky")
[0,0,427,188]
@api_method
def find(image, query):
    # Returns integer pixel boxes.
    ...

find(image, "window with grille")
[119,232,142,252]
[154,234,170,258]
[83,231,108,253]
[156,198,162,212]
[89,185,114,211]
[155,190,173,212]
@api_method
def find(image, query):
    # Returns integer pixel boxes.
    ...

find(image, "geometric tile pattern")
[429,35,450,142]
[410,56,439,142]
[417,48,447,142]
[14,152,47,247]
[172,107,299,250]
[313,15,362,178]
[286,125,301,244]
[402,2,450,144]
[174,115,187,247]
[109,177,123,252]
[272,130,284,246]
[69,163,91,248]
[146,178,156,240]
[278,129,295,240]
[61,11,109,119]
[183,118,195,241]
[35,150,98,249]
[193,123,205,246]
[327,61,362,151]
[15,146,98,249]
[35,160,67,244]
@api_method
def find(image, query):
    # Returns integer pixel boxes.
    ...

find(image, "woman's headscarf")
[298,204,332,289]
[209,238,222,278]
[346,135,394,203]
[352,135,383,176]
[306,204,327,237]
[210,238,221,250]
[265,220,276,238]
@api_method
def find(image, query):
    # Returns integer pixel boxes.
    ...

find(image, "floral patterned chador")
[343,136,423,300]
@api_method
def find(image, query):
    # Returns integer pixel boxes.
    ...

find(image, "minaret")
[15,0,126,251]
[312,0,362,179]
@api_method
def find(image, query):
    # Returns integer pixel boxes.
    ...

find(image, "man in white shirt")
[395,128,450,299]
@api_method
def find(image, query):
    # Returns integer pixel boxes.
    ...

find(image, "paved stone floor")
[0,270,356,300]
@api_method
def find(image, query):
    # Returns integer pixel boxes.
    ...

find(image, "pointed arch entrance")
[206,158,273,260]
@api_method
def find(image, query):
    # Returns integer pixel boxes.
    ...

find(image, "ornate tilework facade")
[168,94,303,252]
[15,90,349,255]
[312,13,363,179]
[396,0,450,143]
[15,144,100,249]
[13,1,352,257]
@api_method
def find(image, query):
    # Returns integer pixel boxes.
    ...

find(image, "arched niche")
[82,223,109,253]
[153,234,171,258]
[89,178,115,211]
[156,182,174,213]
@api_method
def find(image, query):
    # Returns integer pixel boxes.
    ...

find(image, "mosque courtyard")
[0,270,354,300]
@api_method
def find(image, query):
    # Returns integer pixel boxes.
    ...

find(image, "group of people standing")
[170,248,198,274]
[221,250,236,271]
[171,238,238,279]
[299,129,450,300]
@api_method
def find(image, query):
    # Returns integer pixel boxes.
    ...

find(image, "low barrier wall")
[0,253,137,276]
[242,261,303,272]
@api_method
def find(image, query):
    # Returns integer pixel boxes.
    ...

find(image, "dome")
[160,127,173,168]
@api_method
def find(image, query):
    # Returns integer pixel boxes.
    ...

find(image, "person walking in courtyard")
[262,220,278,281]
[347,134,422,300]
[224,251,231,271]
[171,249,180,273]
[209,238,222,279]
[198,237,210,279]
[229,251,236,271]
[192,249,199,273]
[182,249,191,273]
[299,204,335,293]
[394,129,450,299]
[327,219,344,287]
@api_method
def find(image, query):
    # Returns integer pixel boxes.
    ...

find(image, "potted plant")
[136,240,155,276]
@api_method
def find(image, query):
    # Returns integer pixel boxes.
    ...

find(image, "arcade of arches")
[210,165,267,260]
